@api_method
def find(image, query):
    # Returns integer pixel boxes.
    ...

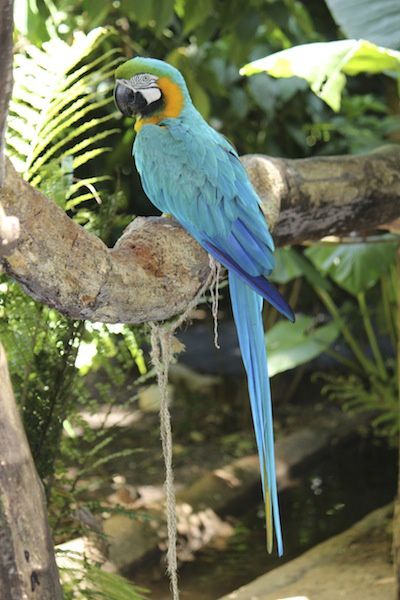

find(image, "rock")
[138,383,173,412]
[218,504,395,600]
[169,362,221,392]
[103,512,161,570]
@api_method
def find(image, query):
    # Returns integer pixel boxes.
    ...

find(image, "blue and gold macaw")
[114,57,294,556]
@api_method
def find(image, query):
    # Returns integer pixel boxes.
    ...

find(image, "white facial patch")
[139,86,162,104]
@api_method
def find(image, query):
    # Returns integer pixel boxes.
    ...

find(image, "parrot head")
[114,57,191,131]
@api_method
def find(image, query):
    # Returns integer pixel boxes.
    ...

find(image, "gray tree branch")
[1,144,399,324]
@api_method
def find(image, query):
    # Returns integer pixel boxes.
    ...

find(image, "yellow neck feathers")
[134,77,185,133]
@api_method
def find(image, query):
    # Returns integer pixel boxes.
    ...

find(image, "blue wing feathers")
[233,219,272,267]
[200,236,295,322]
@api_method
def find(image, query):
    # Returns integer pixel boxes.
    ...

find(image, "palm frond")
[6,26,122,209]
[59,550,149,600]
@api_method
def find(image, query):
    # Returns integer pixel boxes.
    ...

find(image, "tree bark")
[1,145,400,324]
[244,145,400,245]
[1,4,58,599]
[0,0,14,187]
[0,344,64,600]
[0,0,19,253]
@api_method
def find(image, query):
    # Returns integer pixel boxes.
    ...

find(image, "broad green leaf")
[14,0,50,44]
[182,0,212,34]
[270,247,302,284]
[305,241,398,296]
[325,0,400,50]
[266,315,340,377]
[289,249,333,292]
[154,0,175,34]
[240,39,400,111]
[82,0,112,28]
[230,87,249,119]
[125,0,155,26]
[174,0,185,18]
[247,74,276,114]
[189,78,211,118]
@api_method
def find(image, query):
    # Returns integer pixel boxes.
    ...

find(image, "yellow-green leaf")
[241,39,400,111]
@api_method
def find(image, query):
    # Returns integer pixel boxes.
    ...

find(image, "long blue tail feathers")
[229,271,283,556]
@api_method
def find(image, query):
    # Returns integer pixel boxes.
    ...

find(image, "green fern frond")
[67,176,111,197]
[84,566,148,600]
[6,26,122,205]
[64,176,111,209]
[36,98,114,154]
[29,122,118,177]
[42,59,121,127]
[72,148,112,171]
[65,193,99,209]
[59,57,123,100]
[59,552,149,600]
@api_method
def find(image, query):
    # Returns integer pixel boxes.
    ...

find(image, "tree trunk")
[0,344,63,600]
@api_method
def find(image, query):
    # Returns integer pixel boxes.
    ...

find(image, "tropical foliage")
[60,553,148,600]
[2,0,400,597]
[268,237,399,438]
[243,14,400,438]
[241,39,400,111]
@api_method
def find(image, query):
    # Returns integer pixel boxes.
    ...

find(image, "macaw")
[114,57,294,556]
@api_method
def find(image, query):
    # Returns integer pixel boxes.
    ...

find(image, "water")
[129,434,396,600]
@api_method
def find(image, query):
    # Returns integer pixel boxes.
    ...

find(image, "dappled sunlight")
[276,596,310,600]
[224,595,310,600]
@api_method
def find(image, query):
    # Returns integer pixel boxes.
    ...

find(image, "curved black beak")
[114,81,147,117]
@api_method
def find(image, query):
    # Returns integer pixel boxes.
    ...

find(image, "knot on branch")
[0,203,19,255]
[241,154,287,230]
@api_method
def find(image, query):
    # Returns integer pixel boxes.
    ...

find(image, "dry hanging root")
[149,257,221,600]
[150,325,179,599]
[209,257,221,349]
